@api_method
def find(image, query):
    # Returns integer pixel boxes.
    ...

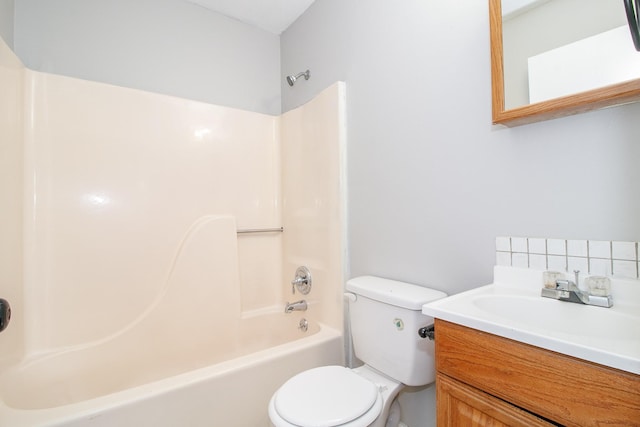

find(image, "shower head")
[286,70,310,87]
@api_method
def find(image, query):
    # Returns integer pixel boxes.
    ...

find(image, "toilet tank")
[346,276,447,386]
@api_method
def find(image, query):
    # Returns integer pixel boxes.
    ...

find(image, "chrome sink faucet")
[284,300,307,314]
[541,270,613,308]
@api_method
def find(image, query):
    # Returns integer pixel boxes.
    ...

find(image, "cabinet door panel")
[437,373,553,427]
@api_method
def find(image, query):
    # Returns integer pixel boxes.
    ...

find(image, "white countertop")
[422,266,640,375]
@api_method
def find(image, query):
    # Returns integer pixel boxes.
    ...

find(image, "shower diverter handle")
[291,266,312,295]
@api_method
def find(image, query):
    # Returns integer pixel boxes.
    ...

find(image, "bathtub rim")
[0,322,343,427]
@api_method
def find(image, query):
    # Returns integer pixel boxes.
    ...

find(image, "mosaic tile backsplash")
[496,237,640,279]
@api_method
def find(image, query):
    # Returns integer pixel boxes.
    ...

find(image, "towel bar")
[236,227,283,234]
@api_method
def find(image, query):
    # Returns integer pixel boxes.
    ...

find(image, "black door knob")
[0,298,11,332]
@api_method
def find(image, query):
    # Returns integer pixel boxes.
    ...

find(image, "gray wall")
[0,0,14,47]
[281,0,640,295]
[14,0,281,115]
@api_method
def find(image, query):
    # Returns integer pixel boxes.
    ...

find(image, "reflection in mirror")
[490,0,640,126]
[503,0,634,109]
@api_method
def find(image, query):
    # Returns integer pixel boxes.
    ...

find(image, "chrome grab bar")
[236,227,283,234]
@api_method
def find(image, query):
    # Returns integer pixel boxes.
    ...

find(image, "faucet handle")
[585,276,612,297]
[291,266,312,295]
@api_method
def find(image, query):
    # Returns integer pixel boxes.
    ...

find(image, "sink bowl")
[422,266,640,375]
[472,294,639,342]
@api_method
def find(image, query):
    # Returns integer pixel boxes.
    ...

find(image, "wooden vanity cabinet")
[434,319,640,427]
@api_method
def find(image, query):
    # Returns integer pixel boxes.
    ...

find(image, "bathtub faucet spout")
[284,300,307,314]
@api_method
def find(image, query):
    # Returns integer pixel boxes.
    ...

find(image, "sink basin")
[472,295,638,341]
[422,266,640,375]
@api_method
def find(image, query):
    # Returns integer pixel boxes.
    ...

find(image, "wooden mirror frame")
[490,0,640,127]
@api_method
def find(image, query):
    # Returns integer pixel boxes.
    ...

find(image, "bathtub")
[0,313,343,427]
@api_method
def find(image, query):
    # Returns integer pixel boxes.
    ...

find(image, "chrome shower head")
[286,70,310,86]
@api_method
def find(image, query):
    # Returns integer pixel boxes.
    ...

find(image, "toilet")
[268,276,447,427]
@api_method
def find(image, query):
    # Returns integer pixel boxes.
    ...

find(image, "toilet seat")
[269,366,383,427]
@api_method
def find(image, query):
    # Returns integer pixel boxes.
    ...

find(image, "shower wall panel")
[281,82,347,331]
[0,36,24,365]
[22,72,282,352]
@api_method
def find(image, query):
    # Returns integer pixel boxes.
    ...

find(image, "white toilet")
[268,276,447,427]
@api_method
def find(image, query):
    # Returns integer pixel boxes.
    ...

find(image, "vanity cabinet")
[435,319,640,427]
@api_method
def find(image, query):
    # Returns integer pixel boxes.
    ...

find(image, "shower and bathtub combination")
[0,37,346,427]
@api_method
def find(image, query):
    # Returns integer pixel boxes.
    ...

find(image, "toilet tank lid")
[346,276,447,310]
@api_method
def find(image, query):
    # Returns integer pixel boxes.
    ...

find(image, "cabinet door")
[437,374,554,427]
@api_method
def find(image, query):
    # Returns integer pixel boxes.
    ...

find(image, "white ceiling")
[187,0,316,34]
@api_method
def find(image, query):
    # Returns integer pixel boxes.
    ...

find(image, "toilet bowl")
[269,365,402,427]
[269,276,447,427]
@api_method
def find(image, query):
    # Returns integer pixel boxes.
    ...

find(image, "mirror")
[490,0,640,126]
